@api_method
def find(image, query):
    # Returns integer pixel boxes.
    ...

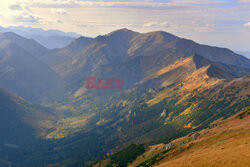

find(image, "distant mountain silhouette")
[0,26,81,49]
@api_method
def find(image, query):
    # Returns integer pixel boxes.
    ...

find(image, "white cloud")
[243,22,250,26]
[143,21,169,27]
[8,0,187,10]
[7,3,31,13]
[51,8,66,15]
[15,13,40,23]
[143,22,158,27]
[9,4,22,10]
[170,0,226,4]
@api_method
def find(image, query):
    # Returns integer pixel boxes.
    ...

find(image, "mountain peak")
[0,31,17,37]
[108,28,136,34]
[0,31,48,59]
[0,32,26,41]
[129,30,179,46]
[188,55,234,79]
[71,36,93,46]
[146,30,176,36]
[145,30,179,39]
[105,28,139,39]
[94,28,139,44]
[0,32,37,43]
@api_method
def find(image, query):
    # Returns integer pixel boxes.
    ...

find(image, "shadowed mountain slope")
[0,32,49,59]
[0,88,56,167]
[0,33,61,101]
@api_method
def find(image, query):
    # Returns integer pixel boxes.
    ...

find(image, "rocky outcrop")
[192,133,200,140]
[165,143,174,151]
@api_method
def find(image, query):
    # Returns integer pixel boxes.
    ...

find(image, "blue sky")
[0,0,250,52]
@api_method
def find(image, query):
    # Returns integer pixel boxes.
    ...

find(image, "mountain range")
[0,26,81,49]
[0,28,249,166]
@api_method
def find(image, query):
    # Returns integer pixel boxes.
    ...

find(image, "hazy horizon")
[0,0,250,52]
[1,25,250,59]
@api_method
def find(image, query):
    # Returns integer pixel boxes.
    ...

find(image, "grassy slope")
[129,108,250,167]
[38,56,249,166]
[15,55,247,167]
[92,144,145,167]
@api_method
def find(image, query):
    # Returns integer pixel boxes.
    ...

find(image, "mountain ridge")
[43,28,249,83]
[0,29,249,167]
[0,26,81,49]
[0,32,49,58]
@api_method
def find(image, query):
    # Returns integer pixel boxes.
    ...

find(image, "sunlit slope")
[129,108,250,167]
[45,54,250,142]
[41,55,249,166]
[90,109,250,167]
[40,27,250,107]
